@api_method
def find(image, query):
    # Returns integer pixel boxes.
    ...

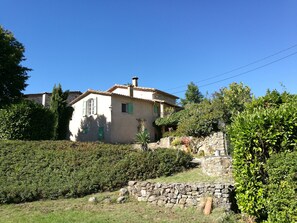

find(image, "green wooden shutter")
[127,103,133,114]
[98,127,104,141]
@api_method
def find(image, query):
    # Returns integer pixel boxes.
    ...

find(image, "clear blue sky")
[1,0,296,99]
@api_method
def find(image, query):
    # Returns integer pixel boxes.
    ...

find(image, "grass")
[149,167,234,184]
[0,191,230,223]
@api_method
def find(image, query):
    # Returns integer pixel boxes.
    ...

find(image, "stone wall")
[201,156,232,177]
[148,132,227,156]
[127,181,235,211]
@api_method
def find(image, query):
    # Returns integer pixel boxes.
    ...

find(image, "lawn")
[0,191,230,223]
[149,167,234,184]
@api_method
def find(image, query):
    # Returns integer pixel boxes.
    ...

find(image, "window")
[83,98,97,116]
[122,103,133,114]
[87,98,94,116]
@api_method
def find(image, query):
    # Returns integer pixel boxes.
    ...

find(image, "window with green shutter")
[127,103,133,114]
[122,103,133,114]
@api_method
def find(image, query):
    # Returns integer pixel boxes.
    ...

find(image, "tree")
[50,84,74,140]
[180,82,204,106]
[0,26,31,108]
[212,82,252,126]
[177,100,222,137]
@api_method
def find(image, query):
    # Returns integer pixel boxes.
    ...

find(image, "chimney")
[132,76,138,87]
[128,85,133,97]
[42,92,48,107]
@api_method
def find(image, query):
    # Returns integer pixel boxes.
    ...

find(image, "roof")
[107,84,179,99]
[69,89,112,105]
[69,89,181,108]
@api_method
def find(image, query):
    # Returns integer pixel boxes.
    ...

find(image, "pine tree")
[180,82,204,106]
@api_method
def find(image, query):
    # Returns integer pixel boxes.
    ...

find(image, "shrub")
[266,151,297,223]
[135,130,150,151]
[0,141,192,204]
[228,96,297,220]
[0,101,54,140]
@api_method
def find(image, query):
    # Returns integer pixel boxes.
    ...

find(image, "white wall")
[112,87,154,100]
[69,93,112,142]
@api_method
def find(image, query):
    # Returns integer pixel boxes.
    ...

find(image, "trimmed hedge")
[0,101,54,140]
[0,141,192,204]
[228,97,297,220]
[266,151,297,223]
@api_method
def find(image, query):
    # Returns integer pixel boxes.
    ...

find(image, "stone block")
[128,181,137,186]
[119,188,129,196]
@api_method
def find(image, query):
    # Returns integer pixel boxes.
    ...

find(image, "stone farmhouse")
[69,77,180,143]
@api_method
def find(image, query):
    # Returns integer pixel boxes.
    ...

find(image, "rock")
[117,196,126,203]
[119,188,129,196]
[102,197,112,204]
[203,197,213,215]
[140,189,147,197]
[148,195,157,202]
[128,181,137,186]
[88,196,97,203]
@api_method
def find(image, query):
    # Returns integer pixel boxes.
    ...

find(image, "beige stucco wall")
[110,95,159,143]
[69,93,112,142]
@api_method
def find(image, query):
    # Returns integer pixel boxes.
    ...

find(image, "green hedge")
[0,141,192,204]
[266,151,297,223]
[0,101,54,140]
[228,97,297,220]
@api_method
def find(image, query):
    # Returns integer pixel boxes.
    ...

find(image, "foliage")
[212,82,252,126]
[266,151,297,223]
[0,26,31,108]
[228,92,297,220]
[50,84,74,140]
[0,100,54,140]
[245,89,295,111]
[177,100,222,137]
[135,130,150,151]
[0,141,192,204]
[157,82,252,138]
[155,109,185,126]
[180,82,204,107]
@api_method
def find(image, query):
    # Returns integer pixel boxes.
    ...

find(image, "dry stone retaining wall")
[127,181,235,211]
[149,132,227,156]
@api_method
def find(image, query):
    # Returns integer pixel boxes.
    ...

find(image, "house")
[69,77,180,143]
[25,91,82,107]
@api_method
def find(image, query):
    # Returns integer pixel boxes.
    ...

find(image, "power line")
[171,50,297,94]
[167,43,297,91]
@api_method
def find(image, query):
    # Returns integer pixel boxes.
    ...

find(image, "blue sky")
[1,0,296,99]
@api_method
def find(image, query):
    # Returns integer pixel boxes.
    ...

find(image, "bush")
[0,141,192,204]
[266,151,297,223]
[228,96,297,220]
[177,101,222,137]
[0,101,54,140]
